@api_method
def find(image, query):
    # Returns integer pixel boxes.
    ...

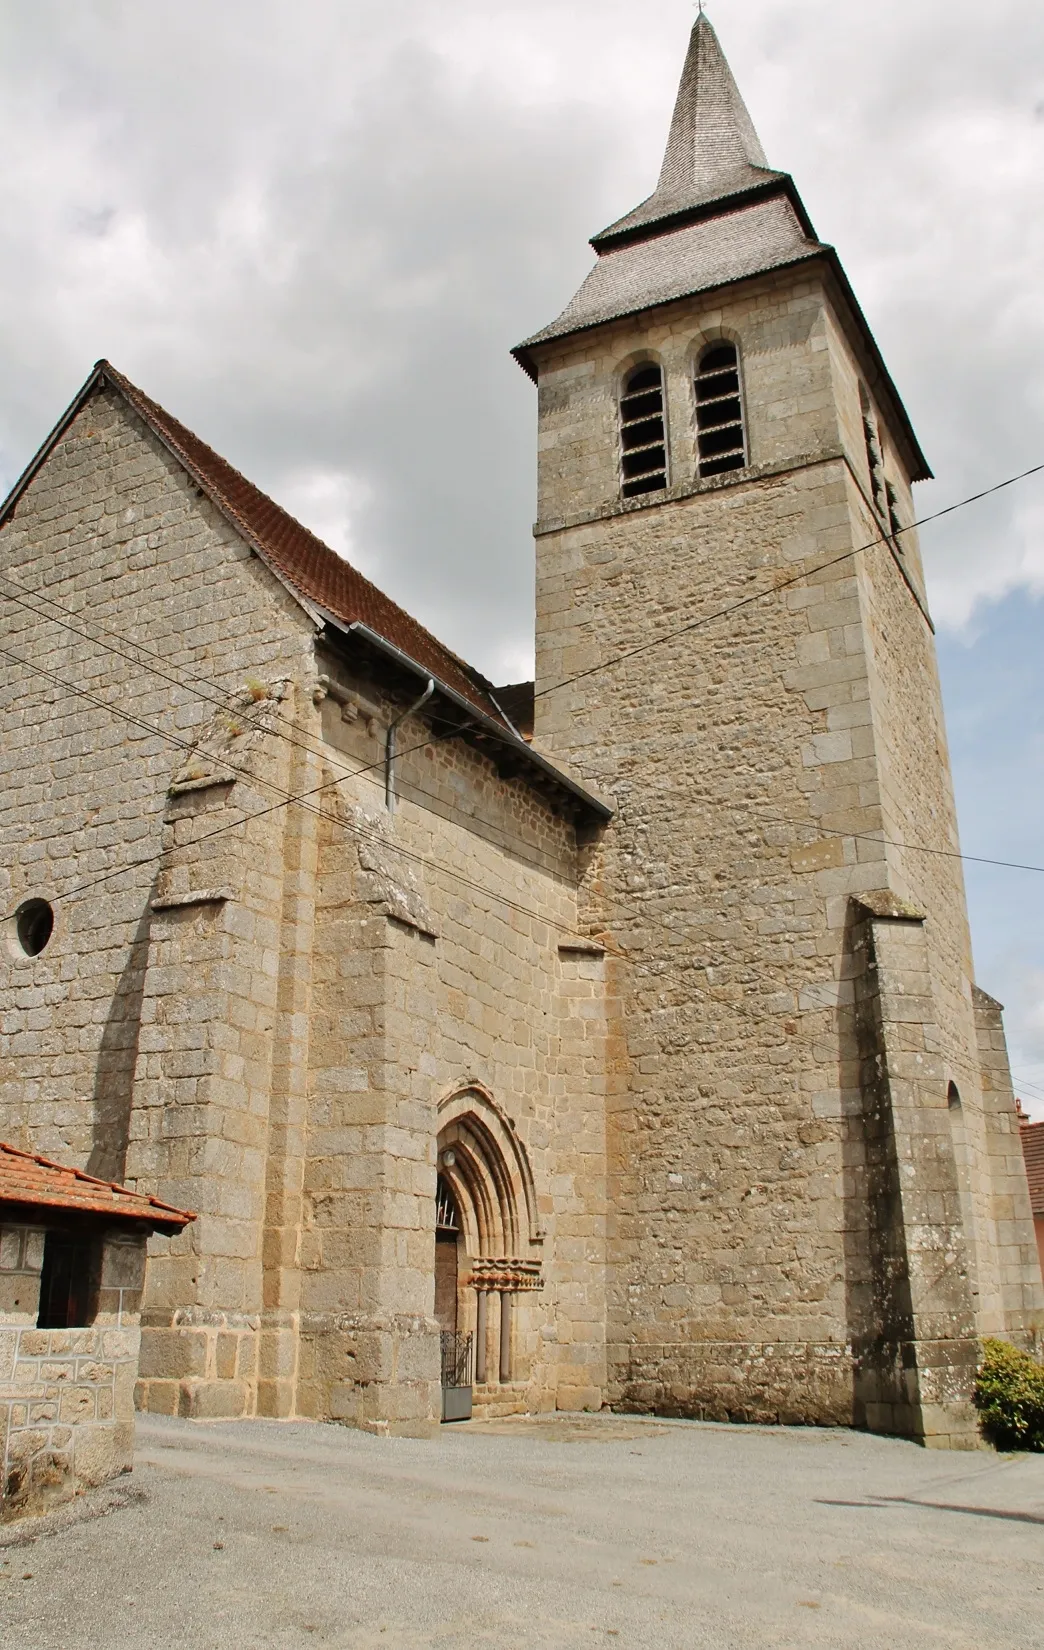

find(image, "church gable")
[0,374,316,678]
[0,380,314,1164]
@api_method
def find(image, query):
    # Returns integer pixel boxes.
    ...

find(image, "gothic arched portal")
[435,1086,542,1392]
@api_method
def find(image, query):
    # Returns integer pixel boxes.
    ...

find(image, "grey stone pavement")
[1,1411,1043,1649]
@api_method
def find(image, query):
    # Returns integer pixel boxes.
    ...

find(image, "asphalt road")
[1,1411,1042,1648]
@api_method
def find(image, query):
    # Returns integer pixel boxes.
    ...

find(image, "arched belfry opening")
[435,1087,542,1414]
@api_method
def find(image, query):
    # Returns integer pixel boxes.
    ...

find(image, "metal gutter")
[322,616,613,823]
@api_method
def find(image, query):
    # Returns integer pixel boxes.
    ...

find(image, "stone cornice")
[534,445,934,631]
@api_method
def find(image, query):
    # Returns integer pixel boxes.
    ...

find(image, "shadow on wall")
[86,886,156,1183]
[839,900,916,1434]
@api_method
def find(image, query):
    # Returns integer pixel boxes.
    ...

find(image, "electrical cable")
[2,454,1044,896]
[0,645,589,939]
[530,458,1044,700]
[5,451,1044,1092]
[7,644,1042,1124]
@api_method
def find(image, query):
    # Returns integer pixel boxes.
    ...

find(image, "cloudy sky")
[1,0,1043,1114]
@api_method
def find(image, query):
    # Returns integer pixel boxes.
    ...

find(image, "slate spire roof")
[593,13,784,247]
[512,14,930,481]
[514,15,825,367]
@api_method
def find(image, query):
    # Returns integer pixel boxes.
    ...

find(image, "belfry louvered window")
[695,342,746,477]
[620,364,668,498]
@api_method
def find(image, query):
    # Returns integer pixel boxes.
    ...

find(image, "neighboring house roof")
[0,360,611,824]
[512,14,930,485]
[0,1141,195,1234]
[492,681,535,741]
[1021,1118,1044,1217]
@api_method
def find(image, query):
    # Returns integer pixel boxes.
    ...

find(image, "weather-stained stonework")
[1,15,1040,1443]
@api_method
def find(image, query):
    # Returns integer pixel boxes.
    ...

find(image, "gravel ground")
[1,1411,1042,1648]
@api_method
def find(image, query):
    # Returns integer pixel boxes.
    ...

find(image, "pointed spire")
[592,14,782,248]
[657,14,769,198]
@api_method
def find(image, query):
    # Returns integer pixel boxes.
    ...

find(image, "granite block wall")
[1,1225,144,1520]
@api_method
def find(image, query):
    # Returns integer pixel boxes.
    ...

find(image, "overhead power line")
[532,457,1044,700]
[0,646,588,938]
[2,451,1044,921]
[3,651,1039,1108]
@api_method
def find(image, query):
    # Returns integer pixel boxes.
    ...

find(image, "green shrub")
[973,1338,1044,1452]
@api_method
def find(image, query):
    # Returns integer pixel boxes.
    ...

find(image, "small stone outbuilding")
[0,1141,194,1520]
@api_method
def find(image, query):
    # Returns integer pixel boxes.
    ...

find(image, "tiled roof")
[592,15,784,249]
[0,1141,195,1233]
[98,364,509,729]
[0,362,612,823]
[1020,1118,1044,1216]
[518,194,822,352]
[492,681,534,741]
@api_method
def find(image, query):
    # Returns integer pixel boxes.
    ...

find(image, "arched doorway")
[434,1172,471,1420]
[435,1086,542,1419]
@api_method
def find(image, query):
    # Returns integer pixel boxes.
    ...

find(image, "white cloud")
[275,467,371,566]
[926,497,1044,633]
[4,0,1044,1086]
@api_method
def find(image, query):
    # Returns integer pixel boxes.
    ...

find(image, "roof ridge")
[94,361,507,722]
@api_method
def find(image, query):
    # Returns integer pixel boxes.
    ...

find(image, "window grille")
[620,364,668,498]
[436,1175,459,1233]
[694,342,746,477]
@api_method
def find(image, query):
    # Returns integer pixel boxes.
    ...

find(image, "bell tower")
[514,16,1043,1442]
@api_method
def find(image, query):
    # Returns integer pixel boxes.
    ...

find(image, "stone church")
[1,17,1041,1444]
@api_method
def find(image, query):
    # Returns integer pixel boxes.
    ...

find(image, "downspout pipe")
[385,677,434,813]
[329,620,612,821]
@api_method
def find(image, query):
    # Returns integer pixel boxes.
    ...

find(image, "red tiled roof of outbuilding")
[1019,1117,1044,1216]
[0,1141,195,1234]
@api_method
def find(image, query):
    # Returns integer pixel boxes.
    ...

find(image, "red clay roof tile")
[99,363,508,728]
[0,1140,194,1233]
[1019,1118,1044,1216]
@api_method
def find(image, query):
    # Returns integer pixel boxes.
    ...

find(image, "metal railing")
[440,1330,473,1390]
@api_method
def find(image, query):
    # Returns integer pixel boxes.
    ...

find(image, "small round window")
[15,898,54,957]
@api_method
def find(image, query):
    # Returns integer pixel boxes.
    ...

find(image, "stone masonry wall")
[1,1225,145,1520]
[1,382,612,1428]
[0,386,314,1176]
[284,654,607,1427]
[527,257,1038,1432]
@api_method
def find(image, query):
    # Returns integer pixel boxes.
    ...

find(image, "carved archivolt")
[436,1084,542,1289]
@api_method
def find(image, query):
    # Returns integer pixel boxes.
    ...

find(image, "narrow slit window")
[695,342,746,478]
[620,364,667,499]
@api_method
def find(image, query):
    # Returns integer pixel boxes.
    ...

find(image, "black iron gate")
[440,1329,473,1422]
